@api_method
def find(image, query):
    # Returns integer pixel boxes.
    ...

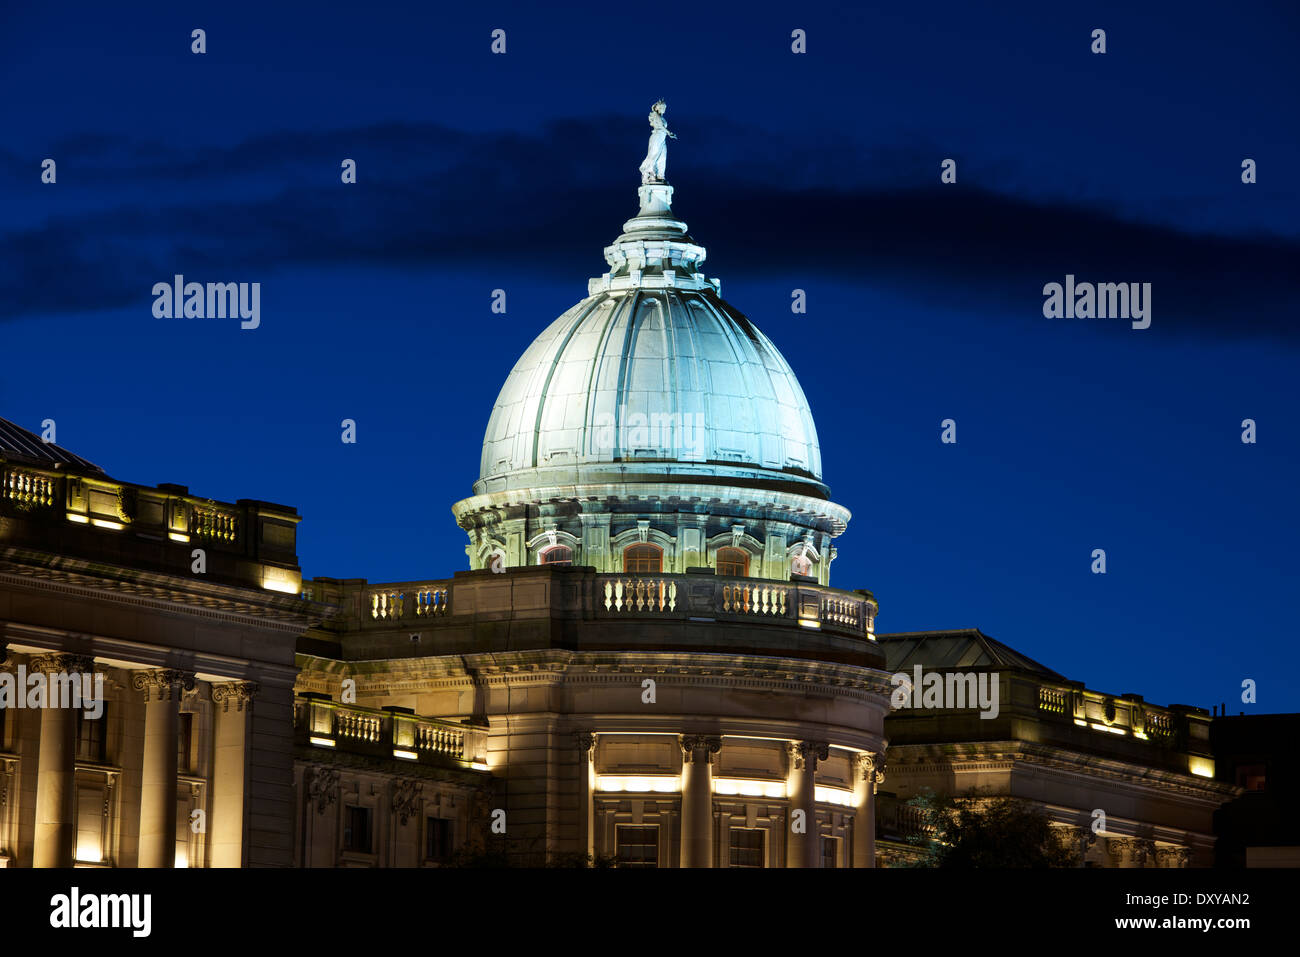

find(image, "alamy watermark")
[0,664,104,718]
[1042,274,1151,330]
[891,666,1000,719]
[590,411,706,458]
[152,274,260,329]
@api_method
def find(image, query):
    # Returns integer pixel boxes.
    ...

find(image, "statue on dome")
[639,100,676,184]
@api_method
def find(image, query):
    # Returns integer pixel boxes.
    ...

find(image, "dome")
[476,182,825,498]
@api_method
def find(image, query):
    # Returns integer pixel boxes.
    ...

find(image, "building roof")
[0,416,104,474]
[875,628,1065,680]
[475,177,824,498]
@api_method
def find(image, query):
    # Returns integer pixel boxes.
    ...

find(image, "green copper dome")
[476,182,825,499]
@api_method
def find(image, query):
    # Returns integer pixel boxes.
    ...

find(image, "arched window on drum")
[715,546,749,577]
[623,543,663,574]
[539,545,573,566]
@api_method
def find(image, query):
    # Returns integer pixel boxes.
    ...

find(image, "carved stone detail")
[680,734,722,763]
[392,779,423,826]
[29,653,96,675]
[792,740,830,771]
[211,681,260,713]
[307,766,340,815]
[131,669,196,701]
[854,750,886,785]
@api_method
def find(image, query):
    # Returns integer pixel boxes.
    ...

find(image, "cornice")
[0,552,319,632]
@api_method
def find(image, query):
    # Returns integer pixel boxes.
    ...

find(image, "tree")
[902,790,1080,868]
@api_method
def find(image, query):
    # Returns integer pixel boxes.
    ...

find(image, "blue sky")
[1,0,1297,711]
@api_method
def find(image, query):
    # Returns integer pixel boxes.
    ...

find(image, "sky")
[1,0,1298,712]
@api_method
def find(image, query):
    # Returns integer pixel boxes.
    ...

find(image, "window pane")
[623,544,662,574]
[344,805,373,853]
[426,817,452,860]
[729,827,764,868]
[716,547,749,577]
[616,825,659,868]
[540,545,572,565]
[820,836,838,868]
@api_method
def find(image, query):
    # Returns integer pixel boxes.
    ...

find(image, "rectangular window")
[75,782,105,864]
[820,836,839,868]
[177,713,194,774]
[615,825,659,868]
[75,705,107,763]
[729,827,765,868]
[343,805,373,854]
[426,817,452,861]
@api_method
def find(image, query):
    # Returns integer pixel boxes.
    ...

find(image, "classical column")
[573,731,597,860]
[210,681,258,867]
[679,735,721,868]
[787,740,828,869]
[133,669,194,868]
[852,750,885,868]
[32,653,96,867]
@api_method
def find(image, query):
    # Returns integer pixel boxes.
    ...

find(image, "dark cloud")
[1,117,1296,342]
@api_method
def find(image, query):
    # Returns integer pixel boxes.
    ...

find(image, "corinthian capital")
[131,669,196,701]
[573,730,597,755]
[792,740,830,771]
[29,653,96,675]
[211,681,260,713]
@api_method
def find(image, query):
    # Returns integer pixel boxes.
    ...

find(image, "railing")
[323,570,876,639]
[191,506,238,542]
[1038,686,1067,715]
[604,578,678,612]
[294,696,480,768]
[720,582,787,616]
[2,468,56,507]
[368,586,450,620]
[1027,677,1192,752]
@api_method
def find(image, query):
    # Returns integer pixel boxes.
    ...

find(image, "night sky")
[2,1,1297,712]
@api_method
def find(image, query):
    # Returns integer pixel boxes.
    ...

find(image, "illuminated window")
[615,825,659,868]
[728,827,764,868]
[820,836,839,868]
[343,805,373,853]
[716,547,749,577]
[539,545,572,565]
[426,817,452,861]
[791,553,813,577]
[623,543,663,574]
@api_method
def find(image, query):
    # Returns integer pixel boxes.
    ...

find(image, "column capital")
[792,740,830,771]
[1106,837,1131,862]
[573,729,597,755]
[853,750,886,785]
[211,680,260,713]
[29,652,96,675]
[131,669,196,701]
[680,734,722,763]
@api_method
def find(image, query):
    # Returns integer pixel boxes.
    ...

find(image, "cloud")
[1,117,1296,343]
